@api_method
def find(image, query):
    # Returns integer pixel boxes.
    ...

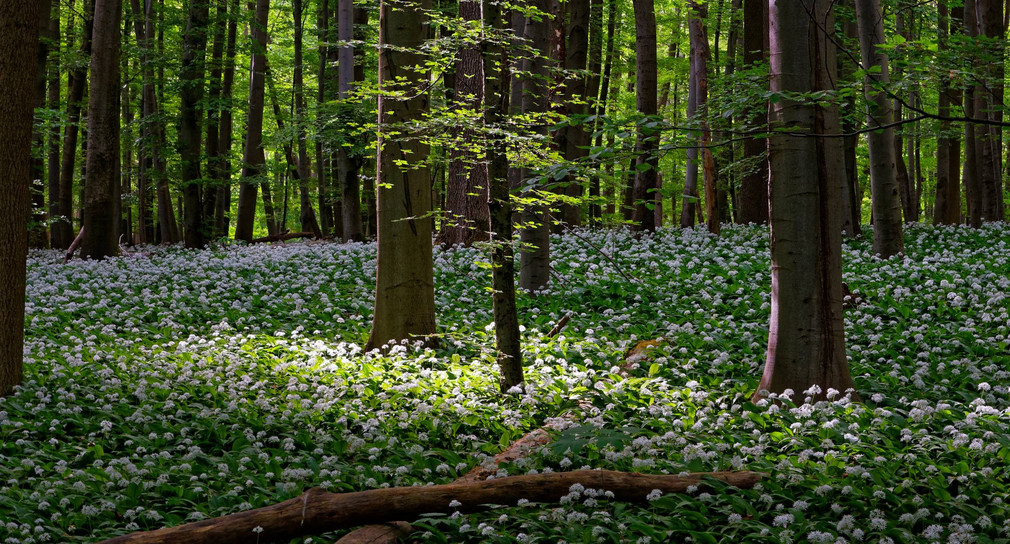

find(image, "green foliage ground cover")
[2,224,1010,543]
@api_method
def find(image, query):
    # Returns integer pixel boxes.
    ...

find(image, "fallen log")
[97,470,762,544]
[251,230,314,243]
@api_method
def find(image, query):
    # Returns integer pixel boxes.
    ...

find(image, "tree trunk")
[337,0,364,242]
[518,0,552,292]
[46,11,61,246]
[80,0,122,259]
[590,0,617,222]
[214,0,238,238]
[963,4,982,227]
[437,0,491,247]
[316,0,333,236]
[736,0,768,225]
[366,0,437,350]
[934,2,962,225]
[29,0,54,249]
[179,0,209,249]
[486,4,523,392]
[629,0,658,233]
[0,0,40,395]
[687,1,718,235]
[854,0,903,258]
[975,0,1004,222]
[54,0,94,249]
[293,0,321,238]
[234,0,269,242]
[556,0,590,228]
[99,470,763,544]
[203,0,226,239]
[755,0,856,403]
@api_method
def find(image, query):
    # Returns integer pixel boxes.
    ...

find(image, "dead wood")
[251,230,315,243]
[546,311,573,338]
[97,470,762,544]
[63,226,85,263]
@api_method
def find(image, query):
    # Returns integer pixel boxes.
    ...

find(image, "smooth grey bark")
[755,0,855,403]
[737,0,768,224]
[556,0,590,228]
[366,0,437,350]
[234,0,269,242]
[178,0,209,249]
[854,0,903,258]
[934,2,961,226]
[292,0,321,238]
[80,0,122,259]
[0,0,40,395]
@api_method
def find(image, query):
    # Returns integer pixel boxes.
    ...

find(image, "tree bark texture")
[736,0,768,225]
[98,470,763,544]
[557,0,590,228]
[366,0,437,350]
[178,0,209,249]
[974,0,1004,222]
[755,0,856,403]
[293,0,322,238]
[518,0,552,292]
[963,4,982,227]
[437,0,491,248]
[687,1,718,235]
[0,0,40,395]
[338,0,364,242]
[934,2,962,226]
[854,0,903,258]
[629,0,658,233]
[234,0,269,242]
[81,0,123,259]
[29,0,54,248]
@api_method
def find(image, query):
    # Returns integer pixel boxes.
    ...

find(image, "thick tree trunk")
[688,1,718,235]
[366,0,437,350]
[963,5,983,227]
[337,0,364,242]
[934,2,961,225]
[755,0,855,403]
[99,470,763,544]
[80,0,122,259]
[178,0,209,249]
[975,0,1004,222]
[629,0,658,233]
[518,0,552,292]
[854,0,903,258]
[234,0,269,242]
[736,0,768,225]
[437,0,491,247]
[0,0,40,395]
[556,0,590,228]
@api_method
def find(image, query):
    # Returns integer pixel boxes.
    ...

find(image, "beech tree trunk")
[556,0,590,228]
[934,2,962,225]
[629,0,658,233]
[518,0,552,292]
[234,0,269,242]
[366,0,437,350]
[755,0,856,403]
[854,0,903,258]
[337,0,364,242]
[974,0,1004,222]
[437,0,490,247]
[0,0,40,395]
[292,0,322,238]
[80,0,122,259]
[98,470,763,544]
[688,0,718,235]
[29,0,54,249]
[178,0,209,249]
[736,0,768,225]
[963,5,982,227]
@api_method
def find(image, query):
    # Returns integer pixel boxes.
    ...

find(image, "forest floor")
[3,223,1010,543]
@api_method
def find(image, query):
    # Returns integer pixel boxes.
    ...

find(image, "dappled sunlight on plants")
[2,223,1010,542]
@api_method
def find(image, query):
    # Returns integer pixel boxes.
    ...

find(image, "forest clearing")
[2,224,1009,542]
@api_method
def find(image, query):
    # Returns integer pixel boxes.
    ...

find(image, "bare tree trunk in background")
[54,0,94,248]
[81,0,122,259]
[975,0,1004,221]
[293,0,322,237]
[0,0,40,395]
[556,0,590,228]
[47,11,62,245]
[688,0,718,235]
[934,2,961,225]
[29,0,54,248]
[366,0,437,350]
[736,0,767,225]
[235,0,269,242]
[963,4,982,228]
[518,0,552,292]
[178,0,209,249]
[338,0,364,242]
[755,0,855,403]
[629,0,658,233]
[317,0,333,236]
[437,0,491,247]
[203,0,226,238]
[214,0,238,238]
[839,18,862,236]
[485,3,523,391]
[892,8,915,223]
[589,0,617,223]
[854,0,903,258]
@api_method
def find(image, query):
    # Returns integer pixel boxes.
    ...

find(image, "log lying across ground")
[97,470,762,544]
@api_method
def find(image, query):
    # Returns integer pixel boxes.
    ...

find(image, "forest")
[1,0,1010,541]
